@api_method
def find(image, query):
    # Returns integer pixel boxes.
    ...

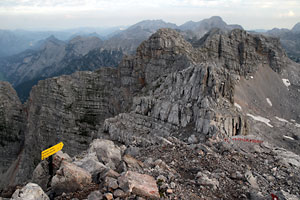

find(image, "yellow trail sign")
[41,142,64,160]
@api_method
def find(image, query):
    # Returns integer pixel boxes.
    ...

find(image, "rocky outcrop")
[0,82,25,175]
[104,62,249,146]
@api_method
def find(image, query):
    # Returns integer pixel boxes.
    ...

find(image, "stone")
[88,191,103,200]
[170,182,176,189]
[53,151,72,169]
[156,175,167,182]
[123,154,144,169]
[11,183,49,200]
[88,139,122,170]
[104,193,113,200]
[104,177,119,190]
[280,190,299,200]
[50,161,92,195]
[273,148,300,168]
[73,152,107,177]
[113,189,126,198]
[125,146,140,157]
[188,134,198,144]
[166,189,173,194]
[31,160,50,191]
[143,158,154,168]
[197,172,219,190]
[245,171,259,189]
[99,168,120,180]
[118,171,160,199]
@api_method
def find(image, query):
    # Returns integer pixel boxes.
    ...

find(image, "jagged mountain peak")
[136,28,193,62]
[179,16,243,40]
[44,35,63,44]
[292,22,300,32]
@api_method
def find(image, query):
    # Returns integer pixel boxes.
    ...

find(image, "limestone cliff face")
[103,28,288,146]
[0,82,25,174]
[0,28,290,188]
[11,67,132,184]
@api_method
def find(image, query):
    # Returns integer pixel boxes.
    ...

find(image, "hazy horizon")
[0,0,299,31]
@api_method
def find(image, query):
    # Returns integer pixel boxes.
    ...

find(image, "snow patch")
[283,135,295,140]
[234,103,242,110]
[295,123,300,128]
[282,79,291,87]
[291,119,296,122]
[266,98,272,106]
[275,116,289,123]
[247,114,273,128]
[250,76,254,79]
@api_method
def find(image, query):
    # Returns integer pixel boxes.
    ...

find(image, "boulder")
[88,139,122,170]
[118,171,160,199]
[53,151,72,170]
[50,161,92,195]
[73,152,107,178]
[104,177,119,190]
[123,154,144,169]
[31,151,72,190]
[11,183,49,200]
[87,191,103,200]
[196,171,219,190]
[31,160,50,191]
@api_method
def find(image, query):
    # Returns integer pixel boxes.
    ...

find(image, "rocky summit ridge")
[0,28,300,199]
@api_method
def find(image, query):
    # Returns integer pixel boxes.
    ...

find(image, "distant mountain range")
[0,35,123,102]
[0,16,299,102]
[0,26,126,58]
[262,23,300,63]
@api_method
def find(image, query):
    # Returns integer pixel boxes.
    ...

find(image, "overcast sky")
[0,0,299,31]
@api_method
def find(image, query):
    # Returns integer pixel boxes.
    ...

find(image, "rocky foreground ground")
[4,135,300,200]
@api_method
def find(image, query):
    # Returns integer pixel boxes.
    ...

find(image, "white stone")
[282,79,291,87]
[11,183,49,200]
[234,103,242,110]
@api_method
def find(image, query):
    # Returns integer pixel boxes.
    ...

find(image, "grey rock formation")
[10,183,49,200]
[0,82,24,175]
[103,28,288,146]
